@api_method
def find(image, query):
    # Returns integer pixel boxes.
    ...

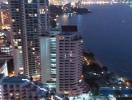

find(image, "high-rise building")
[56,26,83,95]
[0,8,11,30]
[8,0,49,79]
[40,30,59,88]
[0,30,12,58]
[0,60,8,76]
[0,30,14,76]
[39,26,83,95]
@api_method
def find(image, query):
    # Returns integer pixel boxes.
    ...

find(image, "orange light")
[9,71,16,77]
[51,95,54,100]
[125,81,131,86]
[81,75,84,79]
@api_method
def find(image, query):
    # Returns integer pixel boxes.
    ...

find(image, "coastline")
[56,4,132,79]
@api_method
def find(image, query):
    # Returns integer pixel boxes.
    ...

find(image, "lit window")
[50,54,56,57]
[18,46,22,49]
[51,78,56,81]
[59,36,64,40]
[28,0,32,3]
[51,59,56,62]
[16,8,19,12]
[16,93,19,96]
[19,67,24,70]
[51,70,56,74]
[12,19,15,22]
[50,38,56,41]
[69,51,73,57]
[18,39,21,42]
[32,48,35,50]
[51,64,56,67]
[19,51,23,53]
[28,13,33,17]
[34,14,37,17]
[10,93,13,97]
[39,9,45,14]
[5,1,8,4]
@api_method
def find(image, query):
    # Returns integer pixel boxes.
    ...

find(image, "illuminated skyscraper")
[40,33,57,88]
[8,0,49,79]
[0,9,11,30]
[0,61,8,76]
[0,31,12,58]
[0,30,14,76]
[56,26,83,95]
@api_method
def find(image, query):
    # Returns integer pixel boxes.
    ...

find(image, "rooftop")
[61,25,78,32]
[1,75,29,84]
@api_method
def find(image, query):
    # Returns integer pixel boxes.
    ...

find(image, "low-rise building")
[0,76,48,100]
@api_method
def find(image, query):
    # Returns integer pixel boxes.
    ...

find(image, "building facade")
[0,61,8,76]
[8,0,49,79]
[0,8,11,30]
[56,26,83,95]
[0,30,14,76]
[40,31,58,89]
[0,76,47,100]
[0,31,12,58]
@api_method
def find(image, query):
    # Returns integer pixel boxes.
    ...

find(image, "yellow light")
[125,81,131,86]
[51,95,54,100]
[9,71,16,77]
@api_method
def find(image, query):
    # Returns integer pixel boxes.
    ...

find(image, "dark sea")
[57,4,132,79]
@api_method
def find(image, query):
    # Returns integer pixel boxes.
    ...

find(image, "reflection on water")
[62,14,69,23]
[57,4,132,79]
